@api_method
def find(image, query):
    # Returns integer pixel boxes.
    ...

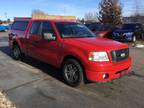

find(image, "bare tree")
[131,0,144,23]
[85,12,98,22]
[0,20,2,24]
[31,9,48,16]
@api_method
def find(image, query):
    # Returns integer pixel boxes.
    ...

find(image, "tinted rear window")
[12,21,29,31]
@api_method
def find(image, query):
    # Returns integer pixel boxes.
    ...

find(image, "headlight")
[89,52,109,62]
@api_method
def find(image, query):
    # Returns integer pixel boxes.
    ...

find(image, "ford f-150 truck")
[9,15,132,87]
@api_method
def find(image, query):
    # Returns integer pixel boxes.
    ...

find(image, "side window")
[12,21,29,31]
[41,22,56,38]
[30,22,41,35]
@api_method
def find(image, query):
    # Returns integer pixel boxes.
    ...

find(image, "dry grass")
[0,92,16,108]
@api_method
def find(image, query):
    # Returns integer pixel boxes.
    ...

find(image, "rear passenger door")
[27,21,42,58]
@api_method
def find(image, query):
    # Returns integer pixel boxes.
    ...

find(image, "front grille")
[110,48,129,62]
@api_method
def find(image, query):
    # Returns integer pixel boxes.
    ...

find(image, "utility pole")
[4,12,7,20]
[63,8,67,16]
[133,0,140,23]
[135,0,140,16]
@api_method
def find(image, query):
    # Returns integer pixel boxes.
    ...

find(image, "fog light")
[103,73,109,79]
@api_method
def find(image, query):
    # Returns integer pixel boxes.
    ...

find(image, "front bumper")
[85,57,132,82]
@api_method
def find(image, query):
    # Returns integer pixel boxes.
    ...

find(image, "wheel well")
[62,55,82,64]
[61,55,87,80]
[12,41,19,49]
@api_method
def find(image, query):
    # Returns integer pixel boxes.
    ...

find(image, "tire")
[62,58,84,87]
[13,45,22,60]
[132,36,136,42]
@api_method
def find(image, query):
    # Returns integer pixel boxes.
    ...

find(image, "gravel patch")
[0,92,16,108]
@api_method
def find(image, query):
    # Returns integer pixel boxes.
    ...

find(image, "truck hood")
[63,37,128,51]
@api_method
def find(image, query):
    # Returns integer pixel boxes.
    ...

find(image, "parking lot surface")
[0,32,144,108]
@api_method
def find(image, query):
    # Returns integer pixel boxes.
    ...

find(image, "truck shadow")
[0,46,64,83]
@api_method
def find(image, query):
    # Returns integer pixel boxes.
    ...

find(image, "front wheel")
[62,59,84,87]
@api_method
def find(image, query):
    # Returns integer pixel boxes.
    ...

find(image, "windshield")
[55,22,96,38]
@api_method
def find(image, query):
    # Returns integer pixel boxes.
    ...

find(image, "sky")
[0,0,144,20]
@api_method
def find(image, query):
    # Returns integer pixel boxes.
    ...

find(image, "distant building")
[123,16,144,24]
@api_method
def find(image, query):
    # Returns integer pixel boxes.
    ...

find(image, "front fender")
[12,36,23,50]
[59,48,88,68]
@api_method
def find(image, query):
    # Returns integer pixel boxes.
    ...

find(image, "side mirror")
[43,33,56,41]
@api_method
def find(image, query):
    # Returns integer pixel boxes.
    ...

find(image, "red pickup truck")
[9,16,132,87]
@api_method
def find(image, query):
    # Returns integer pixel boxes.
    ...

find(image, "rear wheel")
[62,59,84,87]
[13,45,22,60]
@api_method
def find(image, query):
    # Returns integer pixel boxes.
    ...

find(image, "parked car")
[86,23,113,38]
[112,23,144,42]
[9,16,132,87]
[0,24,9,31]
